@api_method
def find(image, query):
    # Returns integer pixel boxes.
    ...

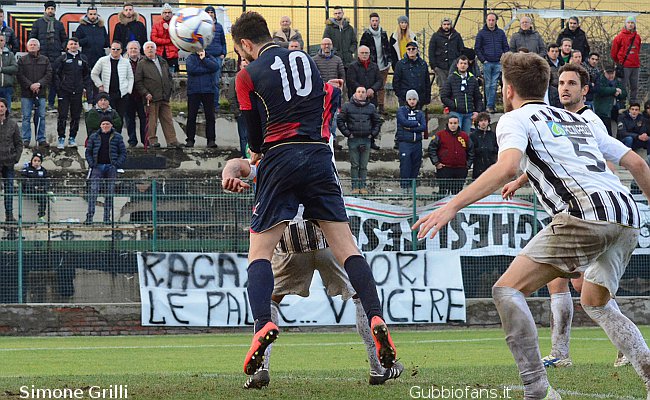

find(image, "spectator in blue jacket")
[185,50,218,148]
[396,90,426,193]
[204,6,227,113]
[392,41,431,108]
[85,116,126,224]
[474,13,509,113]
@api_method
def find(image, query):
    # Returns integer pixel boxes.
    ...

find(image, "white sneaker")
[57,137,65,149]
[614,352,631,367]
[542,354,573,368]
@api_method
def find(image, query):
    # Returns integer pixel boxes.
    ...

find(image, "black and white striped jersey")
[276,218,328,253]
[497,101,639,228]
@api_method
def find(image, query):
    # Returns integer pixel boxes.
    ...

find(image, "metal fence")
[1,176,649,304]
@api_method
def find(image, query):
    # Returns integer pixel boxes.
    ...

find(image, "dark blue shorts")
[251,142,348,233]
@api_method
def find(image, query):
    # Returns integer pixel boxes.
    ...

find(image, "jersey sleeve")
[235,68,254,111]
[590,118,631,164]
[496,113,529,154]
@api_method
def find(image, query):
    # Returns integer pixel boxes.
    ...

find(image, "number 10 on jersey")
[270,52,313,101]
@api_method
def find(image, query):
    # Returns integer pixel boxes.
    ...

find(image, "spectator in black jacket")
[441,55,484,134]
[545,43,565,87]
[469,112,497,179]
[618,102,649,150]
[75,6,109,105]
[359,12,391,113]
[29,1,67,110]
[17,38,52,148]
[347,45,383,150]
[112,3,147,54]
[337,86,382,194]
[428,17,464,90]
[393,41,430,108]
[0,9,19,53]
[21,152,50,223]
[556,17,590,58]
[54,37,91,149]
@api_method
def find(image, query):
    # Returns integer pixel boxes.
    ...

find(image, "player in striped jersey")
[414,52,650,399]
[222,158,403,388]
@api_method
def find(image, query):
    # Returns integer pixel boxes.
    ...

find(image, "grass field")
[0,327,647,400]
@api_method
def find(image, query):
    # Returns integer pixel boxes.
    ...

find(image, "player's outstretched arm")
[221,159,252,193]
[620,150,650,202]
[502,173,528,200]
[413,148,522,239]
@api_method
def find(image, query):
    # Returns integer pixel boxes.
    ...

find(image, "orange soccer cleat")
[243,322,279,375]
[370,316,397,369]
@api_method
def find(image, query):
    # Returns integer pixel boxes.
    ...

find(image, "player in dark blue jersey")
[230,11,398,383]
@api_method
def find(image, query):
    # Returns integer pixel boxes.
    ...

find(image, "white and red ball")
[168,7,215,53]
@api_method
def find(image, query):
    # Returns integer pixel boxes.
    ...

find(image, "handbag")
[616,33,637,79]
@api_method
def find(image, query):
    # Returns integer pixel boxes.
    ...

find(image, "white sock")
[262,301,279,371]
[493,286,548,399]
[549,292,573,359]
[354,297,383,375]
[608,300,626,359]
[584,299,650,390]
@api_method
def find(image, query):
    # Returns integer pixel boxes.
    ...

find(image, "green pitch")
[0,327,647,399]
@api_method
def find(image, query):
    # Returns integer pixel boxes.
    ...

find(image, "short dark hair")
[644,100,650,110]
[369,12,379,19]
[547,43,559,51]
[68,36,79,43]
[561,37,573,45]
[558,63,590,87]
[123,3,133,8]
[87,6,97,11]
[569,16,579,24]
[334,5,343,10]
[589,52,600,58]
[111,40,122,48]
[476,112,491,123]
[630,102,641,109]
[231,11,272,45]
[571,49,582,57]
[486,12,498,21]
[0,8,4,15]
[458,55,469,62]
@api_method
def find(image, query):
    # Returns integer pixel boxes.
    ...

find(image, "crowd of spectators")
[0,3,647,216]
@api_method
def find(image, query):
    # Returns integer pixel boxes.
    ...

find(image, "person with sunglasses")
[392,41,430,109]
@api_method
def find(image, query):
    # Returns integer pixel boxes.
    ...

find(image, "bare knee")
[580,280,611,308]
[547,277,570,294]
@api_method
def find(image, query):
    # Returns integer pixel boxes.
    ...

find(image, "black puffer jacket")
[29,16,67,62]
[337,97,382,138]
[393,55,431,106]
[440,71,483,114]
[428,28,464,71]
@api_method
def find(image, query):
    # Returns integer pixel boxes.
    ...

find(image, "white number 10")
[270,52,313,101]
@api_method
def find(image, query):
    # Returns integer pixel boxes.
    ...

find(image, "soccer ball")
[168,7,215,53]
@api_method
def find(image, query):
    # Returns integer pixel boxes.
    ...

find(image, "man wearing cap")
[85,115,126,225]
[509,16,545,56]
[474,12,509,113]
[113,3,147,53]
[29,1,66,111]
[85,92,123,136]
[359,13,391,113]
[204,6,227,112]
[611,16,642,103]
[393,41,430,109]
[0,97,21,223]
[151,4,179,75]
[428,17,464,90]
[17,38,52,148]
[593,65,626,137]
[75,6,109,106]
[323,6,357,66]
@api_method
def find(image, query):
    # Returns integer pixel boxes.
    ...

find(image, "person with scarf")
[29,1,66,110]
[360,13,391,114]
[323,6,357,66]
[272,16,304,49]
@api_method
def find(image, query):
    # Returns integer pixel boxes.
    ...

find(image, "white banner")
[138,251,465,327]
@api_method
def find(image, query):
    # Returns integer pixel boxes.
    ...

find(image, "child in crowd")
[21,152,50,222]
[395,90,426,193]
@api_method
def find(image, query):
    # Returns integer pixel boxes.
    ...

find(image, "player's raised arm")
[620,150,650,202]
[221,158,253,193]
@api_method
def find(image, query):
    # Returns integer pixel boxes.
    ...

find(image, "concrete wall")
[1,297,648,336]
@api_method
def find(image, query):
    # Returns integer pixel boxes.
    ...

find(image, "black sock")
[344,255,382,324]
[247,259,274,332]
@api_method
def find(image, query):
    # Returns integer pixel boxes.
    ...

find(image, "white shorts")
[520,213,638,297]
[271,248,355,301]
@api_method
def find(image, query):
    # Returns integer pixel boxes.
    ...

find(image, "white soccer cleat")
[542,354,573,368]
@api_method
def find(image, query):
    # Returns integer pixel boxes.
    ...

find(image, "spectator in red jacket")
[611,16,641,103]
[428,115,474,196]
[151,4,179,74]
